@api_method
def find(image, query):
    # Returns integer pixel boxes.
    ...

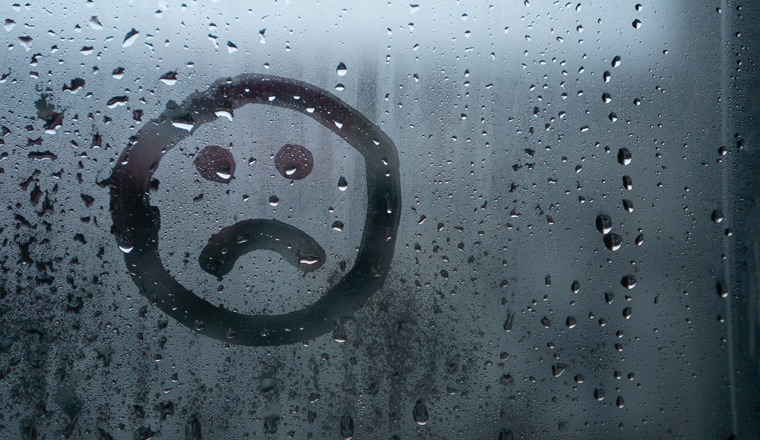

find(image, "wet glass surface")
[0,1,758,438]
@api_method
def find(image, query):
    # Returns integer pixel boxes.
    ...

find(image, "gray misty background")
[0,1,757,439]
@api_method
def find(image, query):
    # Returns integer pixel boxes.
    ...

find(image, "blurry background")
[0,0,757,438]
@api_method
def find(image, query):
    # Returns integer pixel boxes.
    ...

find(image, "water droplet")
[632,19,642,29]
[263,415,278,434]
[332,221,344,231]
[566,316,577,328]
[500,373,515,385]
[339,415,354,439]
[618,148,632,165]
[594,388,605,401]
[63,78,85,94]
[4,19,16,32]
[119,242,134,253]
[159,71,178,85]
[552,363,567,377]
[106,96,128,109]
[338,176,348,191]
[611,55,622,68]
[622,199,634,213]
[616,395,625,408]
[172,119,194,131]
[89,16,103,30]
[215,169,231,180]
[413,400,429,425]
[604,233,622,251]
[268,195,279,206]
[112,67,125,79]
[605,292,615,304]
[123,28,139,48]
[717,282,729,298]
[711,209,724,223]
[333,320,346,343]
[621,275,637,289]
[541,316,551,328]
[622,175,633,190]
[622,307,633,319]
[602,92,612,103]
[336,62,348,77]
[596,214,612,234]
[603,71,611,83]
[18,35,32,51]
[571,280,580,294]
[215,109,233,121]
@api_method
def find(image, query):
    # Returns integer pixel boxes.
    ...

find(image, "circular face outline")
[107,74,401,346]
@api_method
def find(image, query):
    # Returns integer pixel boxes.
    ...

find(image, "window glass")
[0,1,758,438]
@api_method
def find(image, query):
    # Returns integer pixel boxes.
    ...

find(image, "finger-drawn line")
[108,74,401,346]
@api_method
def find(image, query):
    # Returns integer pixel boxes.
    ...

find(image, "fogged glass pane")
[0,1,757,438]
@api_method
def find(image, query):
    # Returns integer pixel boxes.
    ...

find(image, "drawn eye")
[194,145,236,183]
[274,144,313,180]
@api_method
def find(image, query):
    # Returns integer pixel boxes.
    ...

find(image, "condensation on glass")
[0,1,757,439]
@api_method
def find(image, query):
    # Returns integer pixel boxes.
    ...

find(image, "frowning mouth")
[198,219,327,279]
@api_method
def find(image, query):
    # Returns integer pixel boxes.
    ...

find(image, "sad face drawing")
[108,74,401,346]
